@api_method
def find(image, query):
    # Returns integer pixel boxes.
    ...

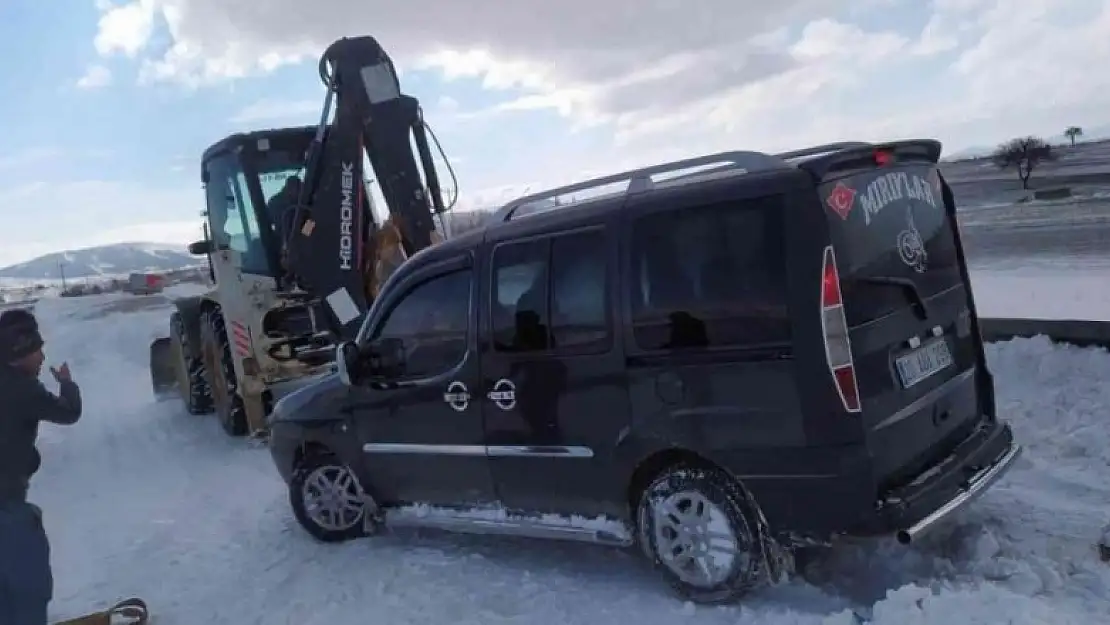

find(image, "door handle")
[487,378,517,411]
[443,380,471,412]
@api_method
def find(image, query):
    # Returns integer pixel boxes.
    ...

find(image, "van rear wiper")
[858,275,929,319]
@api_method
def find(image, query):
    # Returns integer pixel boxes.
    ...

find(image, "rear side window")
[491,228,610,354]
[821,164,963,324]
[628,195,790,351]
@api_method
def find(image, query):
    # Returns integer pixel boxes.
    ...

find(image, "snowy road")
[25,288,1110,625]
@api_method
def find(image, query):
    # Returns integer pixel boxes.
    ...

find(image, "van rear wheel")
[636,465,768,604]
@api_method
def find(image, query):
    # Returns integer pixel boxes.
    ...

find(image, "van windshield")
[821,164,964,325]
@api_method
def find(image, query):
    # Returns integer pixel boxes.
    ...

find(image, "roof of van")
[396,139,945,261]
[486,139,942,227]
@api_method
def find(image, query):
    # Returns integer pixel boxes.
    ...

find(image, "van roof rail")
[490,141,876,223]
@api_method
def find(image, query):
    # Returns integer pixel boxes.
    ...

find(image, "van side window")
[628,196,790,351]
[492,241,550,352]
[491,229,610,353]
[370,269,471,377]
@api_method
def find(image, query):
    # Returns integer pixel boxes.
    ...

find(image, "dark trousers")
[0,501,51,625]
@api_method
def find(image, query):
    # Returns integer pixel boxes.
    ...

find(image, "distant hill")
[942,145,995,162]
[0,242,199,280]
[0,212,499,283]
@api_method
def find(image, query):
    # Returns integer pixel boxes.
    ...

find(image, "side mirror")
[336,338,406,386]
[188,239,213,255]
[336,341,362,386]
[367,336,406,378]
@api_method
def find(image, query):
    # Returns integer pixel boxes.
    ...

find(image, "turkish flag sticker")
[826,182,856,221]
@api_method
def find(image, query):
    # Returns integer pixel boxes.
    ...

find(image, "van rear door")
[810,144,987,490]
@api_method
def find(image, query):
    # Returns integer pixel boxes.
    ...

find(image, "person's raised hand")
[50,362,72,383]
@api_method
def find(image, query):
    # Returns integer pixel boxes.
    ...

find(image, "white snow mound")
[22,292,1110,625]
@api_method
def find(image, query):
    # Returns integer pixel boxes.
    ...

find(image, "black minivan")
[266,139,1022,603]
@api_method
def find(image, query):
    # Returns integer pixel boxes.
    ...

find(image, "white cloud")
[80,0,1110,213]
[76,65,113,89]
[95,1,1110,130]
[950,0,1110,114]
[90,1,836,108]
[94,0,158,57]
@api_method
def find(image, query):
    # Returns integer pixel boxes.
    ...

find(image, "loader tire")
[199,308,248,437]
[171,311,213,415]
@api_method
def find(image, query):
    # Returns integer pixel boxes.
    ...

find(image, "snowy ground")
[23,275,1110,624]
[970,267,1110,321]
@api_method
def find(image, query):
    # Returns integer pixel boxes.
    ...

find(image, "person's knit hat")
[0,308,44,363]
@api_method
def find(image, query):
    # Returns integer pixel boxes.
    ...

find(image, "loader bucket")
[149,337,177,400]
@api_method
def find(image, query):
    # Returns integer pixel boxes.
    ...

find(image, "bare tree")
[1064,126,1083,147]
[992,136,1056,190]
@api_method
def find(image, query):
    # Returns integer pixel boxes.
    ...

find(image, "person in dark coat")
[266,175,302,242]
[0,308,82,625]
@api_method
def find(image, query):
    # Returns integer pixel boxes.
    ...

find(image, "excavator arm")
[280,36,450,341]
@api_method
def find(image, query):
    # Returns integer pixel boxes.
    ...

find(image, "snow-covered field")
[23,273,1110,624]
[970,267,1110,321]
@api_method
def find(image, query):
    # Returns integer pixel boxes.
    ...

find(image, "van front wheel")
[289,452,372,543]
[636,465,768,604]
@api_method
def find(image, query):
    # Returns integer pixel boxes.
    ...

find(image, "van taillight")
[820,245,861,413]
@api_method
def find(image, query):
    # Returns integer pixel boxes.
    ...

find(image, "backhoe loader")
[148,35,454,436]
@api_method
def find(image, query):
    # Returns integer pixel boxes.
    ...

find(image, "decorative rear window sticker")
[826,182,857,221]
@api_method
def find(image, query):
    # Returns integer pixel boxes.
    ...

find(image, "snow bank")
[24,293,1110,624]
[970,267,1110,321]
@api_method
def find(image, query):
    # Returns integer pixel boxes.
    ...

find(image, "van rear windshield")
[820,164,964,324]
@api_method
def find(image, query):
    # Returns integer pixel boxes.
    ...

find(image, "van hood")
[268,373,348,424]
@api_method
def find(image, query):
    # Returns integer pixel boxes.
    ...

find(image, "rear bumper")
[893,440,1020,543]
[873,418,1020,543]
[733,418,1020,542]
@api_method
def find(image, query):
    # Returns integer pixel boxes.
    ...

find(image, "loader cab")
[198,126,318,280]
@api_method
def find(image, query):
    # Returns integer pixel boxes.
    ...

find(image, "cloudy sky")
[0,0,1108,266]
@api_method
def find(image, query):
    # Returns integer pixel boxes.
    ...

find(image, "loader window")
[258,170,304,243]
[205,154,272,276]
[221,173,270,275]
[259,170,303,204]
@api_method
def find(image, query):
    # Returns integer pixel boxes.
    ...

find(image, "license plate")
[895,339,953,388]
